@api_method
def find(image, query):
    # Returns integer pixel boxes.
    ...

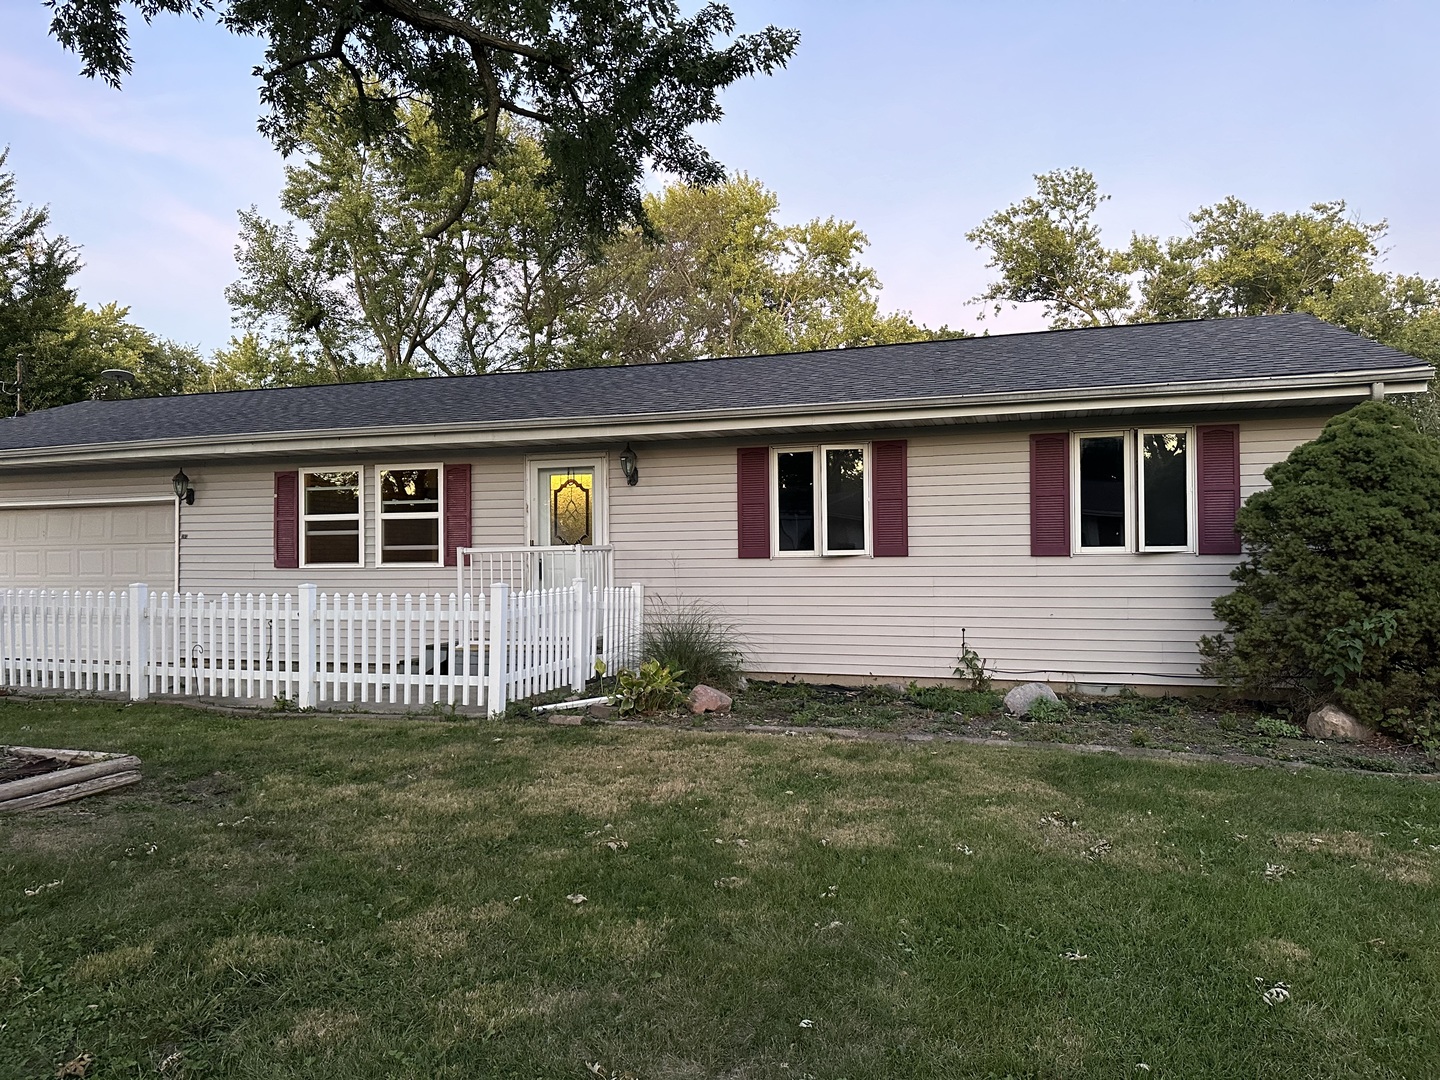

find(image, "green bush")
[642,600,744,690]
[1199,401,1440,726]
[615,660,686,715]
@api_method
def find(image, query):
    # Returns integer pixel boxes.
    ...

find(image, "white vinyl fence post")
[631,582,645,671]
[128,582,149,701]
[297,583,317,709]
[571,577,587,692]
[487,582,509,717]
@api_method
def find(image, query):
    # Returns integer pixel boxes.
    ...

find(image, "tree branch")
[355,0,572,71]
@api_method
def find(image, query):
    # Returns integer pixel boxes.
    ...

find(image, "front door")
[529,462,605,589]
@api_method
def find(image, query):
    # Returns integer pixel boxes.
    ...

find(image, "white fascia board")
[0,365,1431,469]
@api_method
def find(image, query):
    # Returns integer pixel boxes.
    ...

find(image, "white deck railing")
[457,545,613,597]
[0,581,643,715]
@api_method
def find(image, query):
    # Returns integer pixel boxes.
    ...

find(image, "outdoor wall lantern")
[619,443,640,486]
[172,468,196,505]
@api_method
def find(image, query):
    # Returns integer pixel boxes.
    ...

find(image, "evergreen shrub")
[1199,401,1440,728]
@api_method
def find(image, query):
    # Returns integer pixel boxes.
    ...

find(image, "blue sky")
[2,0,1437,353]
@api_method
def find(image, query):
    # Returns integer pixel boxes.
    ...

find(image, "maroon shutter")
[872,439,909,557]
[737,447,770,558]
[1197,424,1242,555]
[274,471,299,569]
[1029,433,1070,557]
[443,463,472,567]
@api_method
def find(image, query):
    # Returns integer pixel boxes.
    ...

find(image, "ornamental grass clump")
[1199,401,1440,730]
[642,600,745,691]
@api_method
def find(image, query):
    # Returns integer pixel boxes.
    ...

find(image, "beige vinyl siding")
[0,412,1327,687]
[608,413,1327,687]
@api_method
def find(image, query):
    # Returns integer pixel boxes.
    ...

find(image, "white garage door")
[0,503,174,590]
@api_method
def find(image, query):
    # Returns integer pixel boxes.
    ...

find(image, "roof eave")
[0,365,1429,468]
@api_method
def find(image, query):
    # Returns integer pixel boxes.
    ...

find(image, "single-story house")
[0,312,1431,691]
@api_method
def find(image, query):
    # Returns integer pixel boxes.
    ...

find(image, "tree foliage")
[0,147,81,412]
[46,0,798,238]
[566,175,957,367]
[968,169,1440,377]
[965,167,1132,329]
[228,111,955,382]
[227,107,582,378]
[0,148,202,415]
[1199,401,1440,727]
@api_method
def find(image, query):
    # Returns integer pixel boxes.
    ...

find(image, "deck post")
[297,583,317,709]
[571,577,587,692]
[127,582,149,702]
[487,582,509,717]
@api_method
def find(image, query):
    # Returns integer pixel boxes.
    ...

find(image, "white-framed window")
[376,464,443,566]
[772,444,870,557]
[301,468,364,566]
[1072,428,1194,554]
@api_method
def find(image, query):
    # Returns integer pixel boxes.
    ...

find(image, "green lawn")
[2,699,1438,1079]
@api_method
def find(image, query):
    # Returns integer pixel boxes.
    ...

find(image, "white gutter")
[1,365,1431,469]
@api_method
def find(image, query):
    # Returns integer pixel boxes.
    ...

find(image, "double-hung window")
[301,469,363,566]
[1074,428,1193,553]
[773,444,869,556]
[377,466,442,565]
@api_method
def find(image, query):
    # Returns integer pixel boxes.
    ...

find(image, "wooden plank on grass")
[0,771,141,813]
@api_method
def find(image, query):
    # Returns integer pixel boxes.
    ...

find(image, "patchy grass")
[722,682,1438,774]
[3,697,1440,1078]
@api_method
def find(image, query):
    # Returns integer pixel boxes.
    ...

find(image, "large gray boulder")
[1004,682,1059,716]
[1305,703,1374,742]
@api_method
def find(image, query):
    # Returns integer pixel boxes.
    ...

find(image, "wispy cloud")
[0,50,271,176]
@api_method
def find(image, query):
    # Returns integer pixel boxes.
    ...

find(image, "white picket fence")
[0,581,643,715]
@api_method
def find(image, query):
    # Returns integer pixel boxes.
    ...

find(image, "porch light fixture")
[172,468,195,505]
[619,443,639,486]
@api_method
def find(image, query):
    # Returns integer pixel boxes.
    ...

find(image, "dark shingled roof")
[0,314,1427,453]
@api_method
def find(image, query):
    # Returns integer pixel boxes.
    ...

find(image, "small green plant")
[1130,728,1151,747]
[953,631,994,692]
[907,682,1003,716]
[1385,703,1440,763]
[615,660,686,715]
[642,600,744,690]
[1028,697,1070,723]
[1254,715,1304,740]
[1319,611,1399,691]
[1217,712,1242,733]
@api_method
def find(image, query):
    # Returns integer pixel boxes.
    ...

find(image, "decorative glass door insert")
[537,467,596,547]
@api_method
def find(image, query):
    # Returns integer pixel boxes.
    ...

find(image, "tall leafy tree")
[0,147,81,414]
[965,167,1133,329]
[227,107,585,378]
[566,175,959,366]
[968,168,1440,374]
[46,0,799,238]
[1,150,205,414]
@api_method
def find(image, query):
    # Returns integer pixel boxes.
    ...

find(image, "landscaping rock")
[688,685,733,715]
[546,713,584,726]
[1306,703,1374,743]
[1004,682,1059,716]
[587,703,617,720]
